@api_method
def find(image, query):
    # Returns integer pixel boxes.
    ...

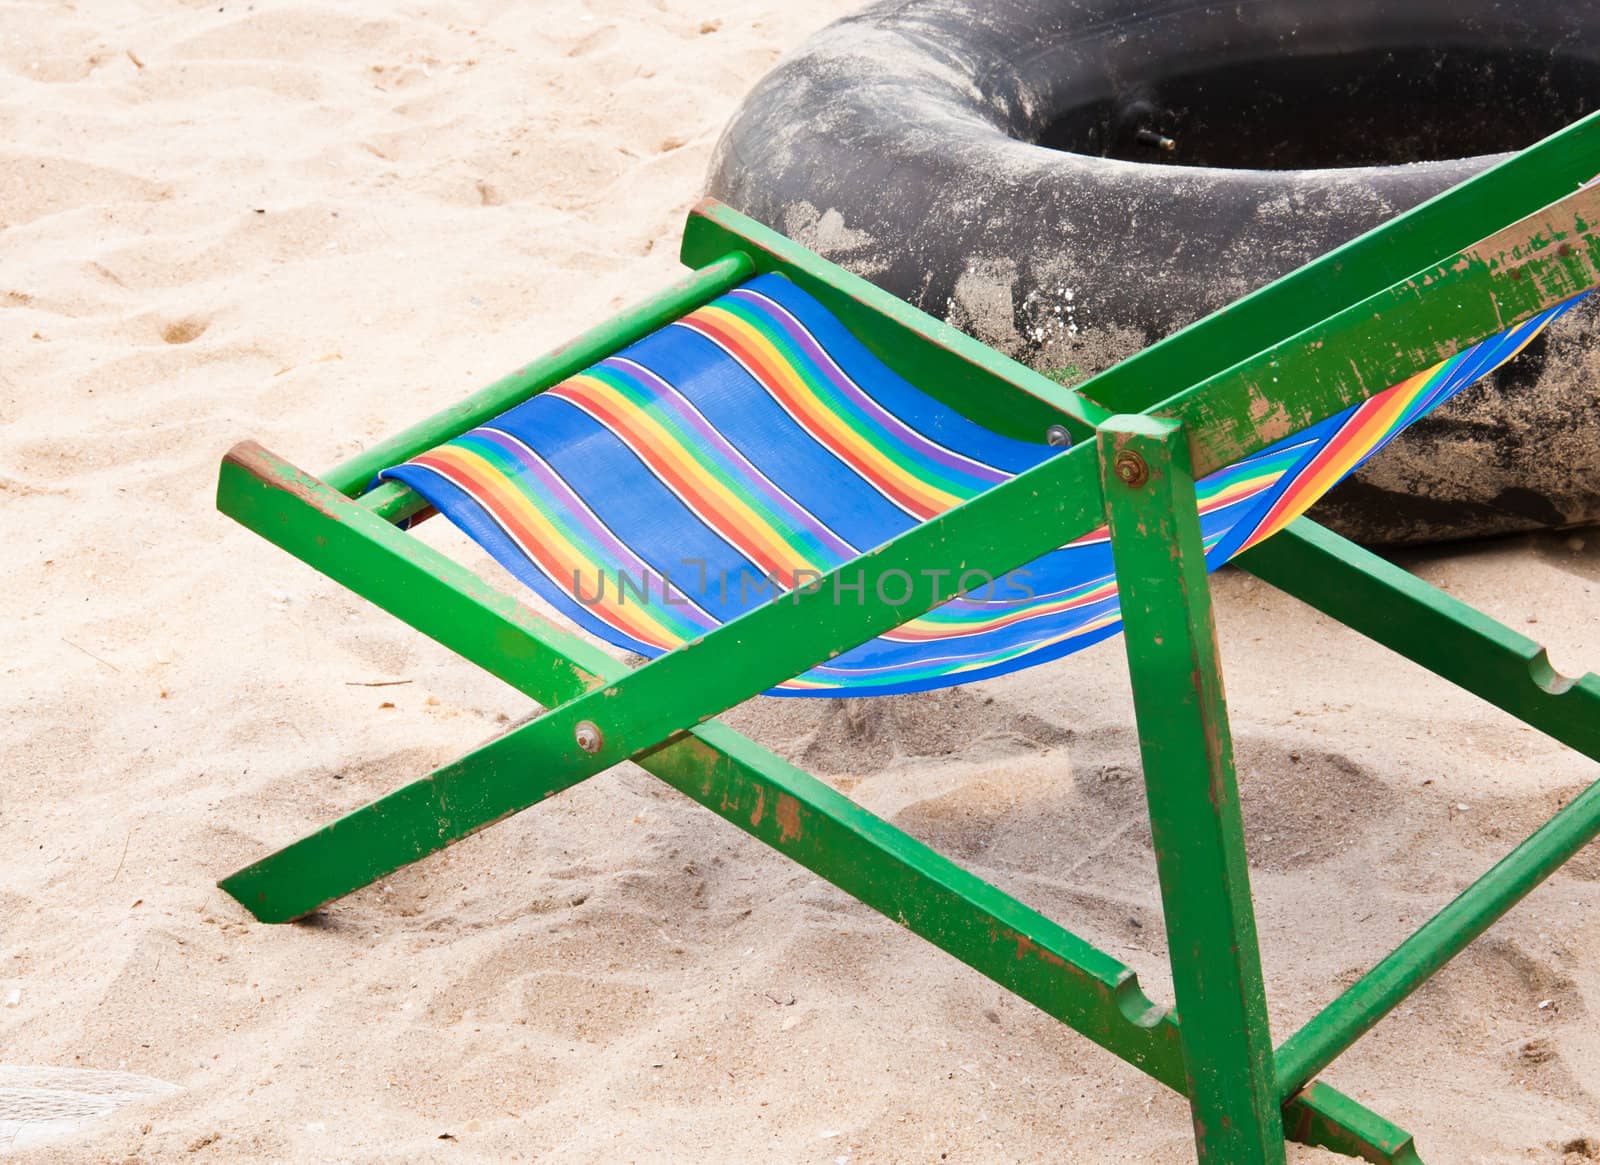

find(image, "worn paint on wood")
[1099,416,1285,1165]
[216,113,1600,1163]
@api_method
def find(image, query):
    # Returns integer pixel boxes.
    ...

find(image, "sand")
[3,1,1600,1161]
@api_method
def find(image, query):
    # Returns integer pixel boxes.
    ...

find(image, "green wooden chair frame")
[216,111,1600,1163]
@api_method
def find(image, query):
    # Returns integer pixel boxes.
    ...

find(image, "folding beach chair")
[216,111,1600,1164]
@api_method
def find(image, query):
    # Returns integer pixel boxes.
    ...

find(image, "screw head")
[1045,424,1072,448]
[1113,449,1149,488]
[574,720,603,754]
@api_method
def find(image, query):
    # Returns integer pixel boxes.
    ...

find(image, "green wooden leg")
[217,444,1426,1162]
[1099,415,1286,1165]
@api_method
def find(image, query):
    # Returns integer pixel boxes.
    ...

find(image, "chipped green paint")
[1286,1082,1424,1165]
[217,440,1190,1084]
[1100,416,1284,1165]
[1156,182,1600,476]
[219,434,1109,916]
[1068,110,1600,418]
[217,455,1423,1159]
[216,113,1600,1164]
[683,184,1600,482]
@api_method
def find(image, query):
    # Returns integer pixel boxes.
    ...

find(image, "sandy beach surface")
[5,2,1600,1161]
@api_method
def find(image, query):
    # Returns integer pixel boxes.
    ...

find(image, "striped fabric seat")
[380,273,1579,696]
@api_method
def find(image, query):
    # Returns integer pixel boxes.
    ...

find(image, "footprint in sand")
[159,316,208,345]
[790,689,1074,775]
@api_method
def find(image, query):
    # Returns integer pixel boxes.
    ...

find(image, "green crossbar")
[215,110,1600,1163]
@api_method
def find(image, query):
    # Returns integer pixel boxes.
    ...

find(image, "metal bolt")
[574,720,603,754]
[1046,424,1073,448]
[1113,449,1149,488]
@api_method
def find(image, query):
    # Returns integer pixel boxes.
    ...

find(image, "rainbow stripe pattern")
[381,273,1583,695]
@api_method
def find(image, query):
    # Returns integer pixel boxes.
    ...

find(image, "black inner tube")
[706,0,1600,543]
[1039,46,1600,169]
